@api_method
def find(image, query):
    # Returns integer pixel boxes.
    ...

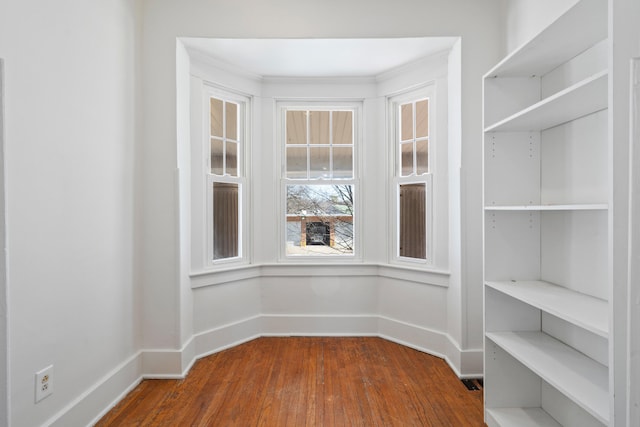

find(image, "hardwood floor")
[96,337,484,426]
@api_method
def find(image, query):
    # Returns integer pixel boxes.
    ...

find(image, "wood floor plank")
[96,337,484,426]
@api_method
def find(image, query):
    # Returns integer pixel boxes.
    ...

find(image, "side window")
[392,91,432,262]
[208,94,246,262]
[282,106,357,257]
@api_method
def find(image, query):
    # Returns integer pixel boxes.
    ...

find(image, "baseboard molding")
[444,334,483,379]
[53,314,481,427]
[193,315,262,359]
[140,348,184,379]
[378,316,448,359]
[49,352,143,427]
[261,314,379,336]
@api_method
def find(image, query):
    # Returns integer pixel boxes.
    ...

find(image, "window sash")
[398,181,427,260]
[394,175,432,262]
[397,98,430,177]
[279,102,360,260]
[205,88,249,266]
[284,108,355,180]
[284,183,355,257]
[390,86,434,265]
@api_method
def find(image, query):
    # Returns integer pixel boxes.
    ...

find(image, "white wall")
[630,54,640,427]
[504,0,579,52]
[0,1,142,425]
[0,58,8,427]
[611,0,639,424]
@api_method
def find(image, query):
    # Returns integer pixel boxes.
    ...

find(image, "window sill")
[190,264,261,288]
[190,263,449,289]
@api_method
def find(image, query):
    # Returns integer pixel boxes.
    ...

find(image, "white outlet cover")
[35,365,53,403]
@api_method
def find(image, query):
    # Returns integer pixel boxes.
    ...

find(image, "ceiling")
[181,37,458,78]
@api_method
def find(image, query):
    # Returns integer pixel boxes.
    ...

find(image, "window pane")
[213,182,239,260]
[226,141,238,176]
[226,102,238,140]
[332,111,352,145]
[286,147,307,178]
[210,98,223,137]
[210,138,223,175]
[416,99,429,138]
[309,111,330,145]
[286,184,353,256]
[401,142,413,176]
[400,103,413,141]
[287,111,307,145]
[309,147,330,179]
[399,183,426,259]
[333,147,353,178]
[416,140,428,175]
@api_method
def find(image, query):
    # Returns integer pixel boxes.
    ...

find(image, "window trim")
[388,84,435,266]
[276,100,363,262]
[204,85,251,268]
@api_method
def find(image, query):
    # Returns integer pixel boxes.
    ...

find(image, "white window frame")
[276,100,362,262]
[204,85,251,267]
[389,85,435,266]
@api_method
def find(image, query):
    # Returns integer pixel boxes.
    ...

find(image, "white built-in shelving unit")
[482,0,611,425]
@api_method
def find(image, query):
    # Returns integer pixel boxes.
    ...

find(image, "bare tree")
[286,185,354,253]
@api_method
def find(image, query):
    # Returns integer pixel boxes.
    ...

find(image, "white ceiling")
[181,37,458,78]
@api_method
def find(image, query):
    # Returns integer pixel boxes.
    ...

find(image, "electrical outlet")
[35,365,53,403]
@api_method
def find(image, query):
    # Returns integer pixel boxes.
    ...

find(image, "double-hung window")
[281,103,359,257]
[391,87,433,262]
[207,90,248,264]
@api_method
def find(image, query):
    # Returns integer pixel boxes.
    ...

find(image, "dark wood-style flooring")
[96,337,484,426]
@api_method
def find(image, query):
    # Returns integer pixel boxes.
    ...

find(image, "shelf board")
[484,204,608,211]
[486,408,561,427]
[486,280,608,338]
[486,331,609,425]
[484,71,608,132]
[484,0,607,78]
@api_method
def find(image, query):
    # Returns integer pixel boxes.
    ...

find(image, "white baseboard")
[261,314,378,336]
[443,334,483,379]
[378,315,447,358]
[193,315,261,359]
[49,352,143,427]
[51,314,481,427]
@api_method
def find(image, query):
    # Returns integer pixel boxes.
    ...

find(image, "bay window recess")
[281,105,359,257]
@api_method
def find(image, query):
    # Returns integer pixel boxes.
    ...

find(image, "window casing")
[390,87,434,264]
[279,102,360,258]
[206,88,249,265]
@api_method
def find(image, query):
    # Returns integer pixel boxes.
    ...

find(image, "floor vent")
[461,378,483,391]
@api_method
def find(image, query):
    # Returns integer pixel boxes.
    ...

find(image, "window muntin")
[285,109,354,180]
[208,94,245,263]
[399,98,429,177]
[393,92,432,262]
[282,106,357,258]
[210,97,240,177]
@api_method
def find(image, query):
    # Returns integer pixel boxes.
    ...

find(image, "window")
[391,89,433,262]
[207,91,247,263]
[281,105,358,257]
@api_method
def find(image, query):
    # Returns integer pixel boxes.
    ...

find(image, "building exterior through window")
[283,107,357,257]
